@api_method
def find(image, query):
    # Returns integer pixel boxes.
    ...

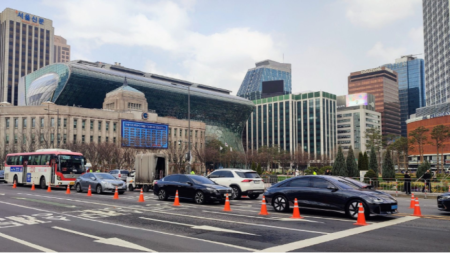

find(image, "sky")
[1,0,424,96]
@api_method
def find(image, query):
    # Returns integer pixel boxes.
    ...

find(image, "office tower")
[0,8,54,105]
[383,55,425,137]
[348,67,401,137]
[237,60,291,100]
[423,0,450,106]
[54,35,70,63]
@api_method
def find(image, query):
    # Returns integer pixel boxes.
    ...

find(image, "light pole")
[44,106,59,149]
[187,86,191,174]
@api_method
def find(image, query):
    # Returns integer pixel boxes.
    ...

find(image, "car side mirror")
[90,177,96,181]
[328,185,338,192]
[187,182,193,186]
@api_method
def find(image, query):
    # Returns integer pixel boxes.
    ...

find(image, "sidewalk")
[382,190,442,199]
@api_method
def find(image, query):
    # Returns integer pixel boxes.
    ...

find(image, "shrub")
[365,169,377,179]
[305,167,318,175]
[319,166,333,175]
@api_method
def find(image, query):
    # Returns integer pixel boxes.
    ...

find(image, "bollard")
[425,184,427,199]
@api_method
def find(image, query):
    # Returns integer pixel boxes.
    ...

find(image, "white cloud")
[409,26,423,43]
[44,0,282,94]
[344,0,421,29]
[367,42,406,62]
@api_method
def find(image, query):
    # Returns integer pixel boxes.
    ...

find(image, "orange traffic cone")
[291,198,303,219]
[31,182,35,191]
[87,185,92,196]
[113,186,119,199]
[138,188,145,202]
[223,193,232,212]
[409,193,415,209]
[47,184,51,192]
[173,190,180,206]
[354,203,368,226]
[66,185,71,194]
[258,196,269,215]
[412,197,422,217]
[12,180,16,189]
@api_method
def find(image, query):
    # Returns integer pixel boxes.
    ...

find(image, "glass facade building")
[423,0,450,106]
[18,60,254,151]
[237,60,291,100]
[243,91,337,159]
[383,56,425,137]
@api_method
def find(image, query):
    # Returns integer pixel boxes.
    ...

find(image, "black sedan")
[153,174,233,204]
[437,193,450,211]
[264,175,398,219]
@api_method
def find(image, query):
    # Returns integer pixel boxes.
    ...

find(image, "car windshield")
[189,176,216,184]
[236,171,260,178]
[335,179,360,190]
[95,173,116,180]
[59,155,86,175]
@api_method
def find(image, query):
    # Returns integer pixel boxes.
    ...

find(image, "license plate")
[69,182,75,185]
[254,180,260,184]
[391,205,397,210]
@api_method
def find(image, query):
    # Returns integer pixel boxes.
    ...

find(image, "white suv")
[207,169,264,200]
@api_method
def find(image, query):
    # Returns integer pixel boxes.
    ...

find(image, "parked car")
[109,169,129,182]
[0,170,5,183]
[75,172,126,194]
[264,175,398,219]
[437,192,450,211]
[207,169,264,199]
[153,174,233,204]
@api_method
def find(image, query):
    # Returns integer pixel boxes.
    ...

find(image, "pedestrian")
[404,171,411,194]
[313,171,317,176]
[295,169,299,176]
[96,169,100,173]
[190,170,195,175]
[422,169,432,193]
[325,169,332,175]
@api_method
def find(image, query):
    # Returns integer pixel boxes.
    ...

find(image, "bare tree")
[164,139,187,174]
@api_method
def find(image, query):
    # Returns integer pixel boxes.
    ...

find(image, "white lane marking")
[149,210,328,234]
[53,226,155,252]
[0,231,55,252]
[0,193,5,195]
[0,200,257,252]
[262,216,419,252]
[202,210,324,223]
[139,217,258,236]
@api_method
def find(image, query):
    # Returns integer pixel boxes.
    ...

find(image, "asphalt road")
[0,183,449,252]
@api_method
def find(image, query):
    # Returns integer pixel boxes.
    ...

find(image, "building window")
[58,118,61,127]
[5,118,9,128]
[74,119,77,129]
[106,137,109,143]
[90,120,94,130]
[57,134,61,144]
[98,136,101,143]
[41,118,44,127]
[14,134,18,144]
[64,134,67,144]
[180,129,182,137]
[14,118,18,128]
[51,118,55,127]
[82,120,86,130]
[106,122,109,131]
[23,118,27,128]
[98,121,102,131]
[64,118,67,128]
[185,129,187,138]
[73,134,77,143]
[51,133,54,142]
[113,123,117,132]
[40,134,44,143]
[127,103,141,110]
[174,128,177,137]
[106,103,114,110]
[169,128,171,135]
[31,118,35,128]
[195,130,198,138]
[5,134,9,144]
[113,137,116,143]
[90,136,93,142]
[82,135,85,143]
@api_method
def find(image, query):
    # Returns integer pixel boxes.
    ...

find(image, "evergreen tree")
[369,146,378,176]
[358,152,363,171]
[251,162,256,171]
[417,160,431,179]
[346,146,358,177]
[363,152,369,171]
[332,146,347,176]
[256,163,262,175]
[382,150,395,180]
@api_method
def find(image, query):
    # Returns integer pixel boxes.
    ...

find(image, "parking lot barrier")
[66,185,70,194]
[412,197,422,217]
[258,196,269,215]
[138,188,145,202]
[31,182,35,191]
[410,193,415,209]
[354,203,368,226]
[291,198,303,219]
[223,193,232,212]
[173,190,180,206]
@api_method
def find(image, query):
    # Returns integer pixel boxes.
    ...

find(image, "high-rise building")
[423,0,450,106]
[0,8,54,105]
[337,93,382,155]
[243,91,337,159]
[383,56,425,137]
[53,35,70,63]
[237,60,291,100]
[348,67,400,137]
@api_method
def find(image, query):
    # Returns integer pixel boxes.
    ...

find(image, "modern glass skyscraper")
[383,56,425,137]
[423,0,450,106]
[243,91,337,160]
[237,60,291,100]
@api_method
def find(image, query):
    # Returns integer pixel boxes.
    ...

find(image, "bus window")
[59,155,85,174]
[6,156,13,165]
[16,156,22,166]
[28,156,34,165]
[34,155,41,165]
[42,155,50,165]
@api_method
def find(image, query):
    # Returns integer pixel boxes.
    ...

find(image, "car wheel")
[346,200,369,220]
[194,191,206,204]
[158,189,168,200]
[40,177,46,189]
[128,185,134,192]
[76,183,82,192]
[96,185,103,194]
[143,185,149,192]
[249,194,260,199]
[231,186,241,200]
[272,195,289,212]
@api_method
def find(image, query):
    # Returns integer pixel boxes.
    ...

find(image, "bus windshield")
[59,155,86,174]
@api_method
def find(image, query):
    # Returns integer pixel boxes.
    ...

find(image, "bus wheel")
[40,177,46,189]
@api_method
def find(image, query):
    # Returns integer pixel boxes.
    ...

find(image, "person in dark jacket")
[422,170,432,193]
[404,171,411,194]
[324,170,332,175]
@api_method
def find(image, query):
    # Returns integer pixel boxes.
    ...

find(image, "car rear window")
[110,171,118,174]
[236,172,260,178]
[120,171,129,175]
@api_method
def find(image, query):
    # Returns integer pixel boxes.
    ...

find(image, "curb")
[383,191,439,199]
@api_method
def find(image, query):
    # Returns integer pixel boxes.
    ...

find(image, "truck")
[127,153,168,192]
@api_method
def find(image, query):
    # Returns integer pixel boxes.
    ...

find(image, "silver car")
[75,173,126,194]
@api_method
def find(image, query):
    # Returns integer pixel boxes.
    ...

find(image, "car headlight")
[206,187,219,193]
[442,196,450,200]
[364,196,384,203]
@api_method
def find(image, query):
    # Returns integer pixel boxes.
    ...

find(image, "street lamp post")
[187,86,191,174]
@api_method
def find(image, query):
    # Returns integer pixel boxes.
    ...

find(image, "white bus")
[4,149,86,189]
